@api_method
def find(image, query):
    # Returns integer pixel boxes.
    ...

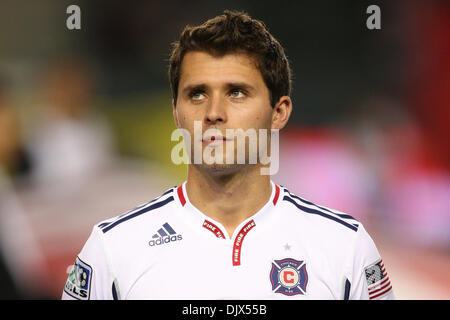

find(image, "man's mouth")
[202,135,231,145]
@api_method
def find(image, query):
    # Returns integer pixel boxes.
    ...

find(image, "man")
[62,10,394,300]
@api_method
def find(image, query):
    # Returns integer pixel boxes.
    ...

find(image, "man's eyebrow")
[181,84,207,95]
[225,82,256,91]
[180,82,256,95]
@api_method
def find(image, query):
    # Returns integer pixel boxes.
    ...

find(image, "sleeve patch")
[64,257,92,300]
[364,259,392,299]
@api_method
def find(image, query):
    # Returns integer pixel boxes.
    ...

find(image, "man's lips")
[201,136,231,144]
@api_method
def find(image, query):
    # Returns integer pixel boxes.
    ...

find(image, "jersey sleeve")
[62,226,116,300]
[345,224,395,300]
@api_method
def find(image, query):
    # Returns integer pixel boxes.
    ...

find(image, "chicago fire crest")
[270,258,308,296]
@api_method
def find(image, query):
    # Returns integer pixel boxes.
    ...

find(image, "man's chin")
[194,162,244,175]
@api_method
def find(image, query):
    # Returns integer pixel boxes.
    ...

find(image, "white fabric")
[62,181,394,300]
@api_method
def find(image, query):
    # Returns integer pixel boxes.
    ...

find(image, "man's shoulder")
[277,185,361,235]
[94,186,179,235]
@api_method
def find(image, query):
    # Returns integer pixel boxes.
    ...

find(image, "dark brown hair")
[168,10,291,107]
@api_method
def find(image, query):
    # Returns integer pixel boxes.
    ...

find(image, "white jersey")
[62,181,394,300]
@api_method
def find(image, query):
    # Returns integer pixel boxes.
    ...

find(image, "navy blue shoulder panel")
[344,279,351,300]
[101,188,175,234]
[283,194,359,232]
[112,281,119,300]
[283,188,359,222]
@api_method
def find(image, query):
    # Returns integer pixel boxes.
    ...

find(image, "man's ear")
[271,96,292,130]
[172,101,180,128]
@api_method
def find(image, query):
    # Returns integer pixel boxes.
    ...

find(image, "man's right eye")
[190,92,205,100]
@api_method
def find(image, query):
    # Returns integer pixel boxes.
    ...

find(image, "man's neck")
[186,165,272,238]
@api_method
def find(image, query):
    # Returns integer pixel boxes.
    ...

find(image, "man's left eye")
[230,89,245,98]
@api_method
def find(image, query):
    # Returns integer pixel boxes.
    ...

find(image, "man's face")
[173,51,276,173]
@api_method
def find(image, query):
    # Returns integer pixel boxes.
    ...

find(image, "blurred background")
[0,0,448,299]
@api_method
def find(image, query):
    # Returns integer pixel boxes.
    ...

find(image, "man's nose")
[204,95,227,124]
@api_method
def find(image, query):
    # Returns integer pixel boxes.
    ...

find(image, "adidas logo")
[149,222,182,247]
